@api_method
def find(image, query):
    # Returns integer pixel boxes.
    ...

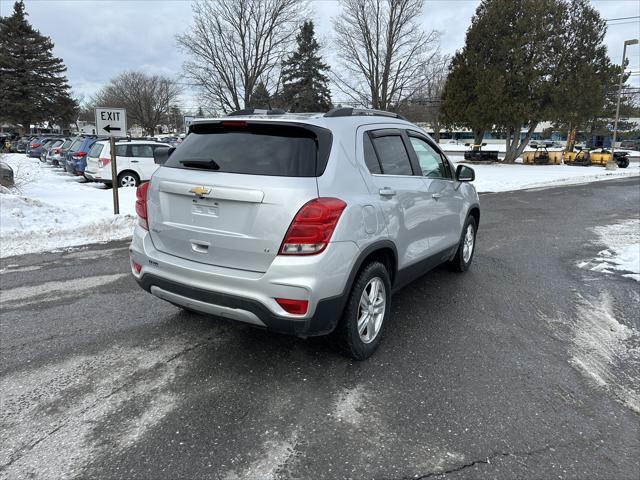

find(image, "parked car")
[0,161,14,187]
[45,138,71,166]
[39,138,61,162]
[85,139,171,187]
[129,108,480,359]
[13,136,31,153]
[31,136,62,159]
[42,139,65,163]
[619,139,640,151]
[64,135,104,175]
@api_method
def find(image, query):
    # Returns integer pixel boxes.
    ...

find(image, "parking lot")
[1,177,638,479]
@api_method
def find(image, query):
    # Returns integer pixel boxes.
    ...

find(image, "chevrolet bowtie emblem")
[189,186,211,197]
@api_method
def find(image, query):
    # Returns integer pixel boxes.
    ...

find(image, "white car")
[85,140,172,187]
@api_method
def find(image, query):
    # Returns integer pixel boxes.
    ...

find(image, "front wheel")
[118,171,140,188]
[450,215,477,272]
[335,261,391,360]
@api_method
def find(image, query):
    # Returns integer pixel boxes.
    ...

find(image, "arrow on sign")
[103,125,121,133]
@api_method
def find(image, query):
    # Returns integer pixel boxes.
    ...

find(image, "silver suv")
[130,108,480,359]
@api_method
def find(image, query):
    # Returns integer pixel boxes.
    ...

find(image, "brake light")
[98,157,110,168]
[279,198,346,255]
[135,182,150,230]
[131,261,142,274]
[221,120,247,127]
[30,143,40,148]
[275,298,308,315]
[72,151,87,160]
[53,148,61,154]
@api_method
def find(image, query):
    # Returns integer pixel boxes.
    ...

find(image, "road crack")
[394,443,569,479]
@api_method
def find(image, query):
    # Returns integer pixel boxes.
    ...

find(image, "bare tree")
[332,0,440,110]
[176,0,301,113]
[395,54,448,138]
[93,71,180,135]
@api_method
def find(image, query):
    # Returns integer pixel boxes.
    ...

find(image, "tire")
[118,171,139,188]
[617,158,629,169]
[335,261,391,360]
[449,215,477,272]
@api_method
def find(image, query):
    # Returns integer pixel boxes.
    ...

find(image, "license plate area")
[192,200,219,218]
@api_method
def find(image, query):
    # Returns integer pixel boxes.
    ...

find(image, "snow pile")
[455,161,640,193]
[0,154,137,258]
[578,219,640,281]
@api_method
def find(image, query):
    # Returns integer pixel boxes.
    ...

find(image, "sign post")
[95,107,127,214]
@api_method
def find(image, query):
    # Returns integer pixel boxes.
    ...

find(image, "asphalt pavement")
[1,177,639,480]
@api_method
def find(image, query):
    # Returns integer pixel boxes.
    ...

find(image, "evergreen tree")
[440,0,613,162]
[0,1,77,133]
[248,81,271,109]
[197,106,204,117]
[280,21,331,112]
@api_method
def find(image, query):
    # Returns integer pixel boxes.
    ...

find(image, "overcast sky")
[0,0,638,113]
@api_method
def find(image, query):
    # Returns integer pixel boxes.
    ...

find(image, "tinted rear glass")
[88,143,104,157]
[165,122,329,177]
[68,138,83,152]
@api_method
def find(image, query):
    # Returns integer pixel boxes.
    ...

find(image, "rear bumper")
[135,274,345,337]
[129,226,359,337]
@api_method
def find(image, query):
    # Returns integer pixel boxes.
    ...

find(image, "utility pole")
[608,38,638,170]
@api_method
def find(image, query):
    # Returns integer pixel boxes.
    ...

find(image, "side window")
[371,135,413,175]
[115,145,127,156]
[130,144,154,157]
[363,135,382,174]
[408,136,448,179]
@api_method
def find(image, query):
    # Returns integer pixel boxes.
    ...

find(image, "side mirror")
[153,146,175,165]
[456,164,475,182]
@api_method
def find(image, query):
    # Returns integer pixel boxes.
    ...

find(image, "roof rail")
[227,108,287,116]
[324,107,407,121]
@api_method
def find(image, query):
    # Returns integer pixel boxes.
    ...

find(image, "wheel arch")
[467,204,480,229]
[345,241,398,293]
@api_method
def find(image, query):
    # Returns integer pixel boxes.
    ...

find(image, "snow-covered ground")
[578,219,640,282]
[455,161,640,193]
[1,154,137,258]
[1,152,639,258]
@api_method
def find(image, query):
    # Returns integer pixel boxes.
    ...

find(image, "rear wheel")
[118,171,139,188]
[450,215,477,272]
[617,157,629,169]
[335,261,391,360]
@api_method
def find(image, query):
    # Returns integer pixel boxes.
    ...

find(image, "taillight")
[30,143,40,148]
[53,148,61,154]
[72,151,87,160]
[98,158,110,168]
[135,182,150,230]
[279,198,346,255]
[275,298,308,315]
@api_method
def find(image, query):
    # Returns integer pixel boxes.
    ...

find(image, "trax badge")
[189,186,211,197]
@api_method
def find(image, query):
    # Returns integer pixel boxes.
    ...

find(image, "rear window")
[68,138,83,152]
[88,143,104,157]
[61,139,72,149]
[164,122,332,177]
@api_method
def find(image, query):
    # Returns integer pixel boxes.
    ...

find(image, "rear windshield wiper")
[179,158,221,170]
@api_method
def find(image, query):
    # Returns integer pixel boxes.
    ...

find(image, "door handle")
[131,160,139,163]
[379,188,396,197]
[432,193,442,200]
